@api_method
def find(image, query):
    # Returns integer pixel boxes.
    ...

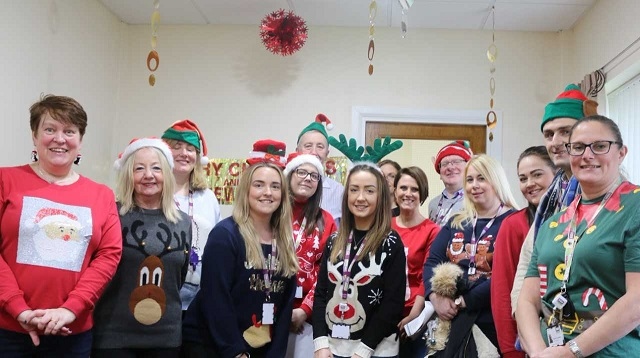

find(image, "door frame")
[351,106,503,163]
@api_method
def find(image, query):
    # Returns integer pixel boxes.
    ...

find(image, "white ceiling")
[98,0,597,32]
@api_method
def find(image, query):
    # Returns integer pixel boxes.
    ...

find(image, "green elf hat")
[541,84,598,132]
[161,119,209,165]
[297,113,334,144]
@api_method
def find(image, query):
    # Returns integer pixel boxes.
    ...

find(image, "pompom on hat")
[114,137,174,170]
[283,152,324,177]
[247,139,287,168]
[297,113,334,144]
[434,140,473,174]
[161,119,209,165]
[541,84,599,131]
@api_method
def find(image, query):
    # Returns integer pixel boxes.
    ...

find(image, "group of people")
[0,84,639,358]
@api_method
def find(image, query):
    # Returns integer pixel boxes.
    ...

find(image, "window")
[607,75,640,183]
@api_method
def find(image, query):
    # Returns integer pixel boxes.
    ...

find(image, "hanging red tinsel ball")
[260,9,308,56]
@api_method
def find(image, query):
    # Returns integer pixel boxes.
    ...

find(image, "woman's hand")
[290,308,307,334]
[429,293,458,320]
[17,310,40,346]
[314,348,333,358]
[32,308,75,335]
[528,345,573,358]
[397,303,424,337]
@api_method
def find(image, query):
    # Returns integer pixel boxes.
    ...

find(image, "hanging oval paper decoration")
[486,111,497,129]
[368,64,374,75]
[151,10,160,36]
[489,77,495,96]
[151,36,157,50]
[368,40,375,61]
[149,74,156,86]
[487,43,498,62]
[369,1,377,19]
[147,50,159,72]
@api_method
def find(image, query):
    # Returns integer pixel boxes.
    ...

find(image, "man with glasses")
[511,84,598,324]
[296,114,344,226]
[428,140,473,226]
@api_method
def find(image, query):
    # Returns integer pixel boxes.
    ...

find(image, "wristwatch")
[567,340,584,358]
[454,297,462,307]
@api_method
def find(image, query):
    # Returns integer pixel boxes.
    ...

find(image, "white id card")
[331,323,350,339]
[295,286,303,298]
[546,325,564,347]
[262,303,275,325]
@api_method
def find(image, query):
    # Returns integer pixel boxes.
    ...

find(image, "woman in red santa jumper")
[0,95,122,356]
[283,152,337,358]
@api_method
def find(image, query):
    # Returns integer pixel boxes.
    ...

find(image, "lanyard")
[175,190,200,270]
[434,190,463,225]
[468,204,503,273]
[561,180,620,293]
[341,231,367,300]
[262,241,278,301]
[293,217,307,250]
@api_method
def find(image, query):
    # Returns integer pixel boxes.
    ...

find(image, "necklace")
[34,163,75,185]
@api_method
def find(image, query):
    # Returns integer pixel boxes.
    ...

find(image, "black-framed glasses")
[295,168,320,182]
[440,159,466,169]
[565,140,622,156]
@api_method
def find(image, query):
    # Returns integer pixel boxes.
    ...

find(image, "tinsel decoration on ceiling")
[259,9,308,56]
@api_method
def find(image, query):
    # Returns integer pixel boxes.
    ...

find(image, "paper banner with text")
[205,157,350,205]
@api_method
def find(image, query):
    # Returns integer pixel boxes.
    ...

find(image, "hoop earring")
[74,154,82,165]
[31,150,38,162]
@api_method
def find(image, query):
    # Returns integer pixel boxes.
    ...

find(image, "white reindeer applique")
[326,252,386,334]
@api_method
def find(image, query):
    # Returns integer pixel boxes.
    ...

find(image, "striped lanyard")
[468,204,503,274]
[293,217,307,250]
[174,190,199,270]
[562,180,619,293]
[262,241,278,301]
[434,190,463,225]
[341,231,367,300]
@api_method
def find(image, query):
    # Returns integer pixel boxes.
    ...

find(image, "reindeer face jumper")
[93,205,191,349]
[313,229,406,358]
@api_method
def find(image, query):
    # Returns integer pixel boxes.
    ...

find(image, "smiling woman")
[423,154,518,357]
[182,140,298,358]
[516,115,640,358]
[0,94,122,357]
[92,137,191,357]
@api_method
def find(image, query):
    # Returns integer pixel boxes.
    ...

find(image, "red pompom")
[260,9,308,56]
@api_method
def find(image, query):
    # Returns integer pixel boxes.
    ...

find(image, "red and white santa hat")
[34,208,80,228]
[114,137,174,170]
[283,152,324,177]
[246,139,287,169]
[434,140,473,174]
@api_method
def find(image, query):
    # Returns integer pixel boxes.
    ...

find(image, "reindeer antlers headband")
[329,134,403,164]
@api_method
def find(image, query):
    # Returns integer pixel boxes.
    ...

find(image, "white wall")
[0,0,124,182]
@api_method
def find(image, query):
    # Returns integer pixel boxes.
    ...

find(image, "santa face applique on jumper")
[16,197,92,272]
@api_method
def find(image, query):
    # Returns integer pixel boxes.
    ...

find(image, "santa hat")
[161,119,209,165]
[434,140,473,174]
[541,84,599,131]
[114,137,174,170]
[283,152,324,177]
[297,113,334,144]
[246,139,287,168]
[34,208,79,228]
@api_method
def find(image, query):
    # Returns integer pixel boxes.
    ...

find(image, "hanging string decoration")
[368,0,377,75]
[259,9,308,56]
[147,0,160,86]
[486,6,498,141]
[398,0,414,38]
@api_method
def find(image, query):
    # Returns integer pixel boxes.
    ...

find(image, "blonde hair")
[232,162,299,277]
[330,164,392,262]
[163,138,210,191]
[116,146,181,223]
[451,154,519,229]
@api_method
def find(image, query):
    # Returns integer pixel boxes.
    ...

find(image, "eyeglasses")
[440,159,466,169]
[565,140,622,156]
[295,168,320,182]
